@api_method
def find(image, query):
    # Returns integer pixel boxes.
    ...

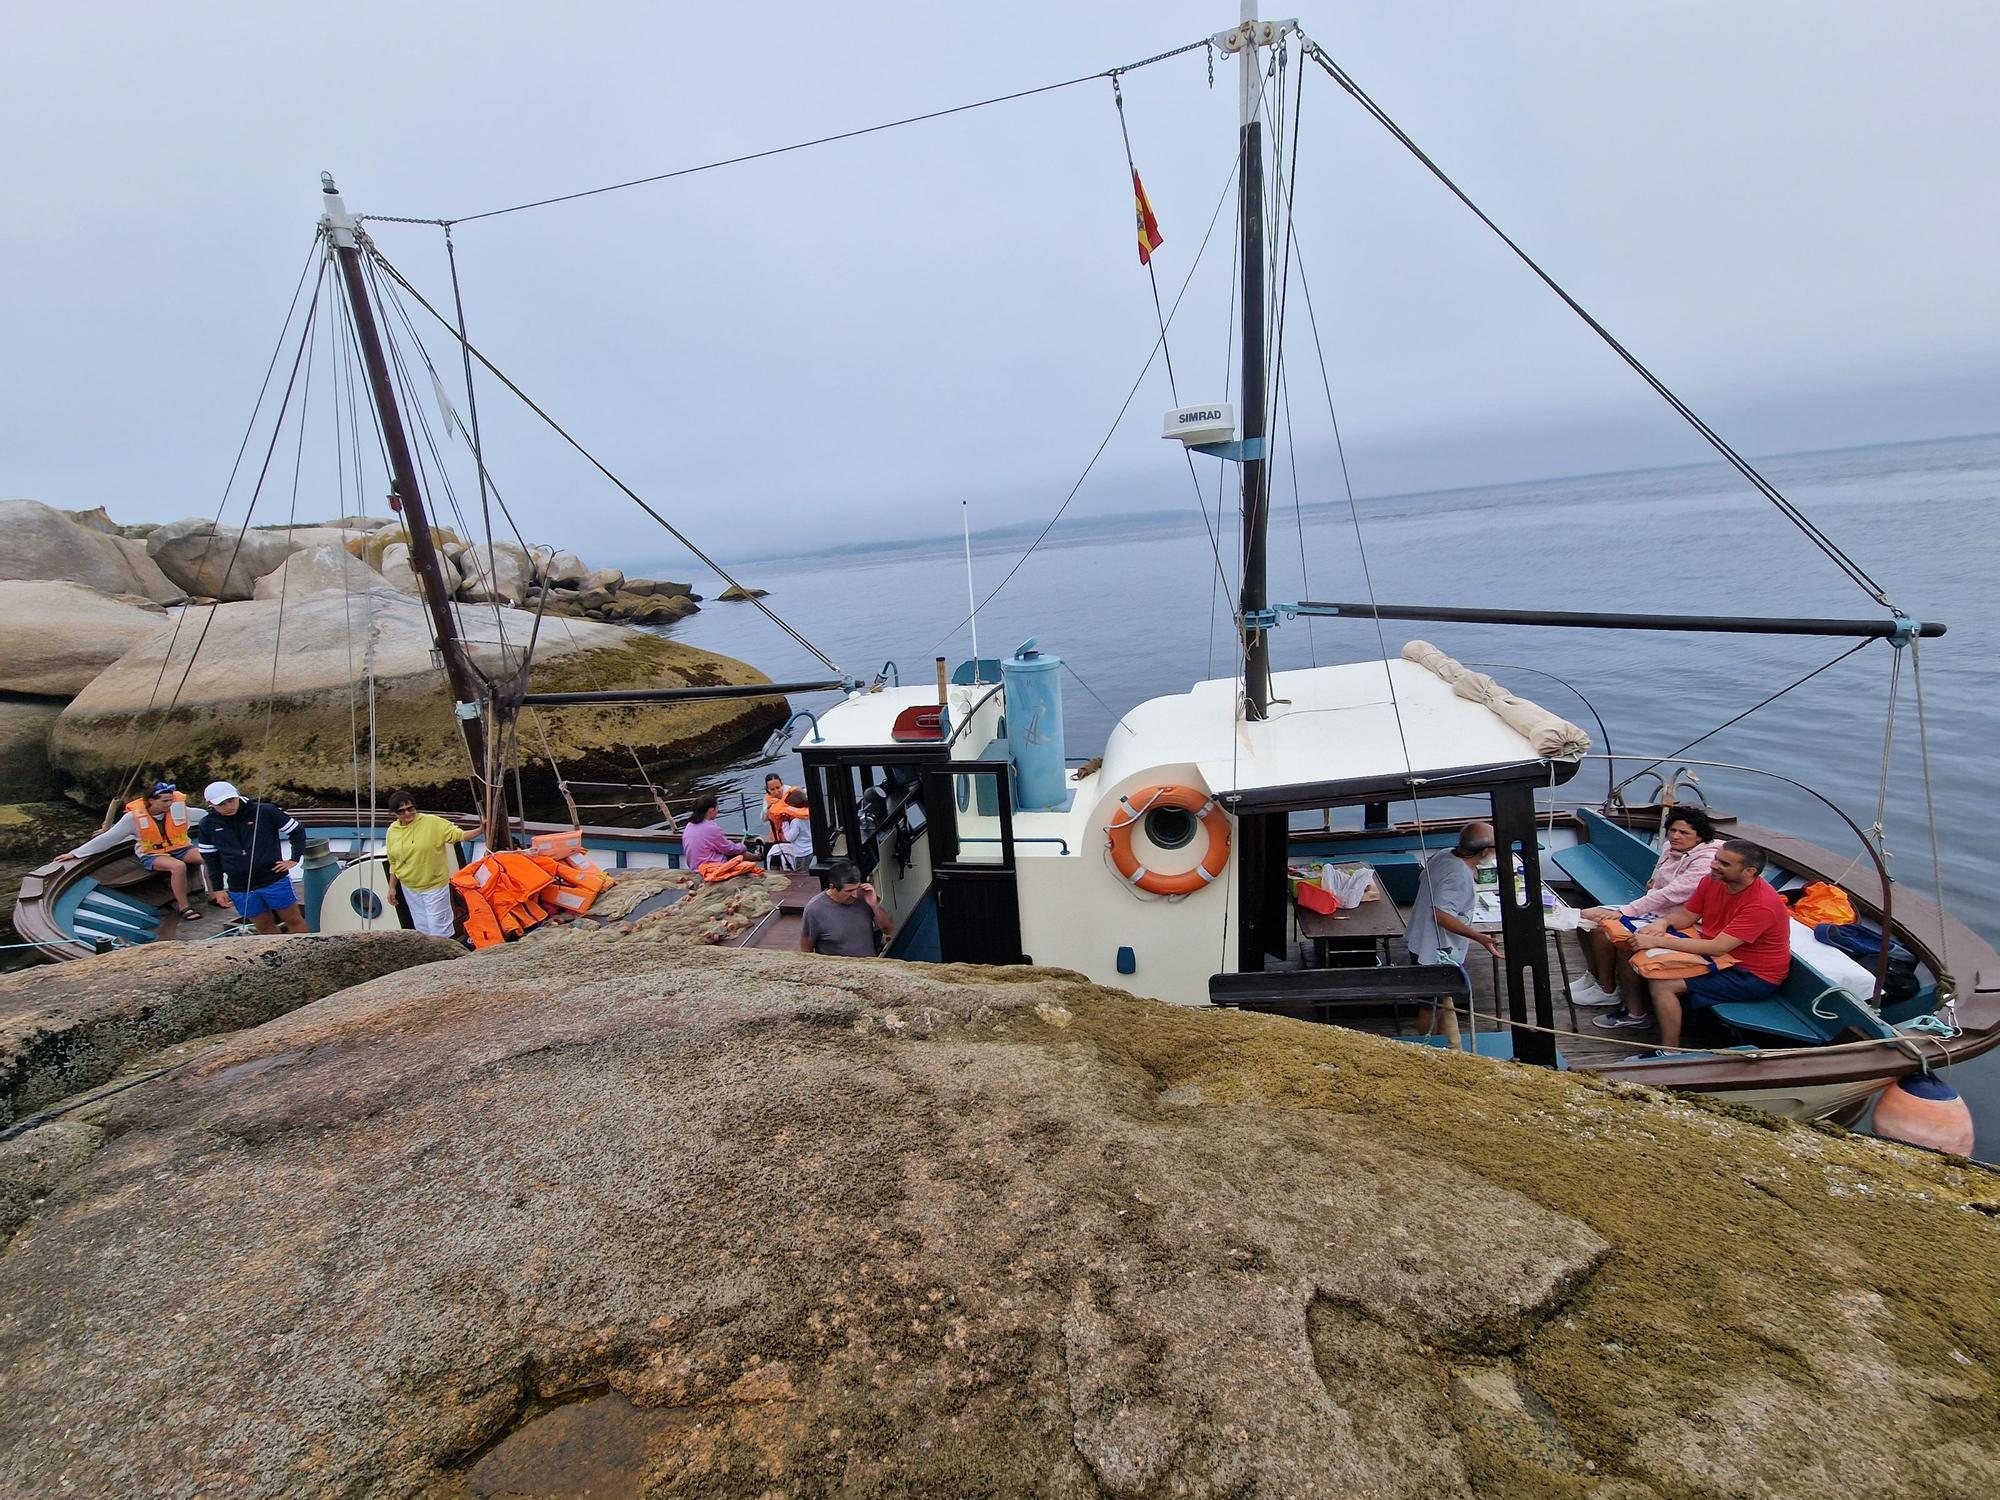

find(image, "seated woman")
[682,793,760,881]
[1570,806,1723,1008]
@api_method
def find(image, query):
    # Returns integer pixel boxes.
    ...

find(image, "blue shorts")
[143,850,197,871]
[1683,967,1780,1008]
[229,875,300,920]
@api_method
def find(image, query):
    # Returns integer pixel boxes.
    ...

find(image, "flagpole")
[962,500,981,682]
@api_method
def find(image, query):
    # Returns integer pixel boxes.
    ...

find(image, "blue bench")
[1549,809,1658,907]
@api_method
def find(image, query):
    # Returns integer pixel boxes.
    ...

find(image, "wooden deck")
[729,869,820,953]
[1285,902,1645,1071]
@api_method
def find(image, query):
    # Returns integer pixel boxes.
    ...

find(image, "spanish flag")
[1133,169,1164,265]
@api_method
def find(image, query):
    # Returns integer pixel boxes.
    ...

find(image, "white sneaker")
[1569,978,1623,1008]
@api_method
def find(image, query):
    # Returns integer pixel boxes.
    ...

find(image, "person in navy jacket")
[197,781,309,933]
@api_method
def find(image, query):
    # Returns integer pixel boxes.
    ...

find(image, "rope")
[1296,35,1894,612]
[444,225,502,633]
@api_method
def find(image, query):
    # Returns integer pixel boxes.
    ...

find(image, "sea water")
[652,433,2000,1139]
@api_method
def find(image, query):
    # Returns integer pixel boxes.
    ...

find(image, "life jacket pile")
[448,831,614,948]
[127,792,193,855]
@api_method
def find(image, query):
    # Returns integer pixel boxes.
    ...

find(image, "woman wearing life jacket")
[682,793,759,881]
[764,773,798,845]
[767,786,813,869]
[1569,806,1723,1009]
[382,789,468,938]
[58,780,231,921]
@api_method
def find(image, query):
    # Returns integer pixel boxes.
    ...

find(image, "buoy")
[1868,1074,1975,1157]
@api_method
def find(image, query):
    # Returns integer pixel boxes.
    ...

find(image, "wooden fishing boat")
[15,8,1988,1149]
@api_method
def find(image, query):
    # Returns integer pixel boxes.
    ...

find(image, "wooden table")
[1294,895,1405,969]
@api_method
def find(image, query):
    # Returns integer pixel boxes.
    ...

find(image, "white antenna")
[962,500,981,683]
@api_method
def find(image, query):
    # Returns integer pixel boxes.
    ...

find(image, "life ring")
[1105,784,1231,897]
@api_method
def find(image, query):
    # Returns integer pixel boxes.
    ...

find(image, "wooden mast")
[320,175,505,847]
[1235,3,1274,722]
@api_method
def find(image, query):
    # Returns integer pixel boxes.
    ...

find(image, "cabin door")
[921,761,1024,966]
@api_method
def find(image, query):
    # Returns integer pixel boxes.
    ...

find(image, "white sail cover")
[1400,641,1591,760]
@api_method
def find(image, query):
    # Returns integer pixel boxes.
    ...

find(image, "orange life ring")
[1105,784,1231,897]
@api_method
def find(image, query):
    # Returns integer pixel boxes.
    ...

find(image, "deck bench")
[1210,963,1469,1028]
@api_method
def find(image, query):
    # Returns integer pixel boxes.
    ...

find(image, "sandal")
[177,906,204,921]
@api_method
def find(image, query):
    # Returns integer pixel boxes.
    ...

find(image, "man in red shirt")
[1592,839,1791,1049]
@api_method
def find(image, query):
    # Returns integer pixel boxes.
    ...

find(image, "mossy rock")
[47,590,786,811]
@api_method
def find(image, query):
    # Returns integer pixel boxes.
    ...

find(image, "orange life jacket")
[127,793,193,855]
[449,851,559,948]
[1790,882,1856,928]
[698,855,761,884]
[526,846,613,915]
[1629,947,1738,981]
[764,787,805,845]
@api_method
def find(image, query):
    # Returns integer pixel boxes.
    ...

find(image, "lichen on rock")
[0,935,1991,1497]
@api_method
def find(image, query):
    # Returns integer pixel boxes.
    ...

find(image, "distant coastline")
[702,430,2000,574]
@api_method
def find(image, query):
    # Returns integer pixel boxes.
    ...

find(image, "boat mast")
[1233,5,1274,721]
[319,175,500,841]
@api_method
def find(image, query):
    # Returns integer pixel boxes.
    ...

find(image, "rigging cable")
[134,263,329,795]
[1282,194,1429,850]
[111,231,327,809]
[1907,637,1952,985]
[400,39,1215,227]
[1296,35,1894,611]
[1109,73,1239,680]
[369,234,709,820]
[367,247,842,675]
[1610,637,1879,803]
[925,153,1245,655]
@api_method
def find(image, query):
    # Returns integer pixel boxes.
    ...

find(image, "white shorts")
[403,883,455,938]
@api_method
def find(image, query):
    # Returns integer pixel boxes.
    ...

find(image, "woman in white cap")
[195,782,308,933]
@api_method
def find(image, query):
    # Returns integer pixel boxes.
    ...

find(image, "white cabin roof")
[1101,659,1567,802]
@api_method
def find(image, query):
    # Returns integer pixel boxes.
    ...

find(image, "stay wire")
[1282,164,1427,846]
[1908,639,1952,977]
[425,41,1213,226]
[445,226,502,619]
[132,265,329,800]
[1108,73,1236,669]
[112,232,326,809]
[372,235,708,814]
[366,247,842,675]
[1609,637,1878,802]
[927,154,1243,655]
[1296,35,1892,610]
[1269,48,1315,664]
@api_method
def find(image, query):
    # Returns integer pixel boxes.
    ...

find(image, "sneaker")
[1592,1011,1653,1031]
[1569,978,1623,1008]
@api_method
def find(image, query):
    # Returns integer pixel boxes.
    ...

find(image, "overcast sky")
[4,2,1994,568]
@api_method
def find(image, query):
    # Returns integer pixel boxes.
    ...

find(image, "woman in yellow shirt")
[383,790,468,937]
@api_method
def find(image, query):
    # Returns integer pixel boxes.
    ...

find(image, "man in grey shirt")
[1403,822,1503,968]
[799,861,894,958]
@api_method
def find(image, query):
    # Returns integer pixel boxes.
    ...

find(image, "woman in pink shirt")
[680,793,748,874]
[1570,807,1723,1007]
